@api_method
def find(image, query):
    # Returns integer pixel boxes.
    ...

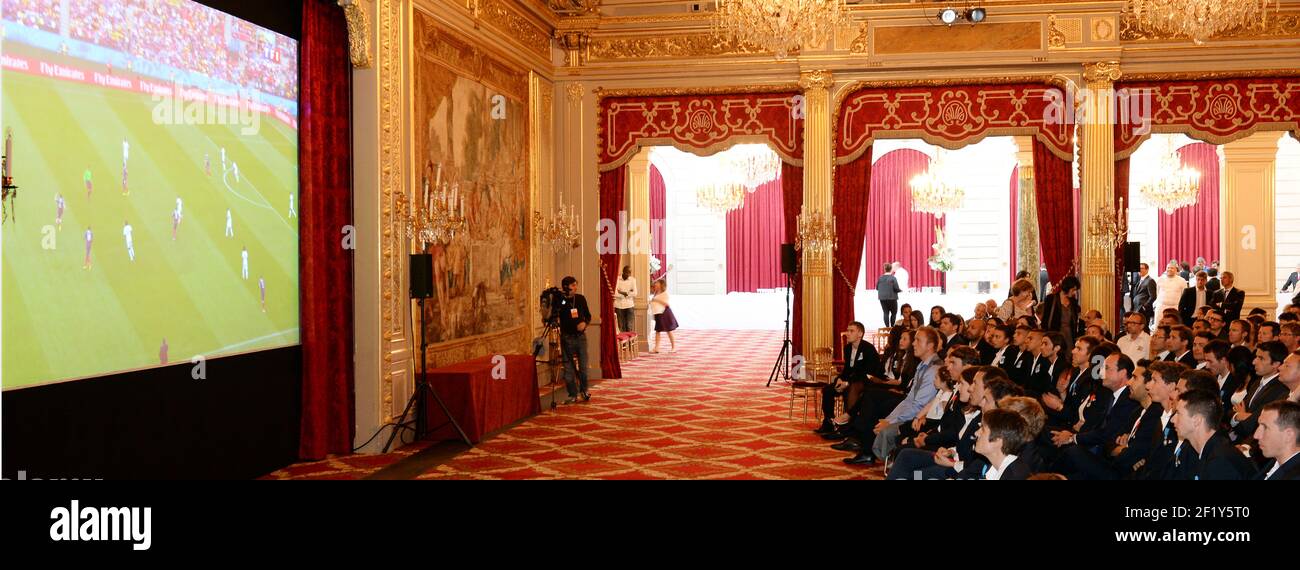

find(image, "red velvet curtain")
[298,0,354,460]
[865,149,944,291]
[1158,142,1220,267]
[1033,139,1075,287]
[1010,166,1019,284]
[726,176,785,293]
[832,153,872,337]
[599,167,627,379]
[649,164,668,281]
[782,163,803,357]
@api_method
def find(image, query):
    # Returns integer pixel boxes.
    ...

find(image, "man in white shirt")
[613,265,637,334]
[1254,401,1300,480]
[225,209,234,237]
[241,246,250,280]
[893,261,909,292]
[122,220,134,262]
[1155,264,1187,321]
[1118,311,1151,364]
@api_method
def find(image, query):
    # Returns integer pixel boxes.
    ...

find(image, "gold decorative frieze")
[566,82,585,102]
[338,0,373,68]
[799,69,834,91]
[1121,9,1300,42]
[474,0,553,59]
[587,33,770,61]
[849,22,869,54]
[379,0,403,420]
[1048,15,1067,49]
[415,11,529,101]
[873,21,1042,54]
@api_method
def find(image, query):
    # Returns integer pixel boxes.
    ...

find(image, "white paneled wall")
[1278,136,1300,290]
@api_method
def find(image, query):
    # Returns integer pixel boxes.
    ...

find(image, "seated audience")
[1169,389,1258,480]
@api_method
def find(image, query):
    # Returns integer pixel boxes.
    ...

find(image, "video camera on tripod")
[532,286,566,358]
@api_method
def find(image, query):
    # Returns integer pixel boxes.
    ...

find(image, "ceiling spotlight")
[966,7,986,23]
[938,8,960,25]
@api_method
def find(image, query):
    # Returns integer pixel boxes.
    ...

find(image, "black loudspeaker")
[1123,242,1142,273]
[410,253,434,299]
[780,243,798,275]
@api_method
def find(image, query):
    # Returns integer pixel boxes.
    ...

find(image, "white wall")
[1278,136,1300,289]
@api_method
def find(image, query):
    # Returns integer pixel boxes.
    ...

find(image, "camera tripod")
[383,296,472,453]
[767,272,794,387]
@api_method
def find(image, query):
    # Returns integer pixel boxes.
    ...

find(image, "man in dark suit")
[815,321,883,434]
[1178,271,1212,326]
[1205,268,1221,295]
[937,313,967,356]
[989,324,1020,374]
[1010,328,1040,389]
[1203,340,1244,414]
[1254,401,1300,480]
[973,408,1033,480]
[1280,263,1299,293]
[1133,263,1158,325]
[1134,361,1186,480]
[1041,276,1084,349]
[1211,271,1246,322]
[1026,332,1067,400]
[1166,325,1196,367]
[1050,353,1142,457]
[876,264,901,329]
[1170,389,1257,479]
[1230,341,1292,441]
[1060,362,1164,479]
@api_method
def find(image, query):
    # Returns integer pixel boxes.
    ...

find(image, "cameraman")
[558,276,592,403]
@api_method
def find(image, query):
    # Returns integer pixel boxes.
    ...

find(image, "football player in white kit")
[83,226,93,269]
[123,220,135,261]
[225,208,234,237]
[288,193,296,218]
[241,246,249,280]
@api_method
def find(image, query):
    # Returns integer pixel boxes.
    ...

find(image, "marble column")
[1222,131,1283,316]
[625,151,652,350]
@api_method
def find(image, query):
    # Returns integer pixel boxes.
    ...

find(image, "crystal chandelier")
[696,181,747,214]
[1129,0,1278,44]
[404,163,467,248]
[533,204,581,251]
[712,0,850,60]
[908,149,965,219]
[725,145,781,192]
[1138,137,1201,214]
[796,209,837,254]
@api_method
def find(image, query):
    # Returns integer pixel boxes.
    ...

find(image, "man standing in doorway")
[877,263,901,328]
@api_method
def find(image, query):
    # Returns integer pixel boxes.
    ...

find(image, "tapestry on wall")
[413,11,529,348]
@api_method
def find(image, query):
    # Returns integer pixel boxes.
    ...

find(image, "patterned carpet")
[263,329,887,480]
[416,329,884,480]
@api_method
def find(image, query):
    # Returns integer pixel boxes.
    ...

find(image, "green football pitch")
[2,46,299,389]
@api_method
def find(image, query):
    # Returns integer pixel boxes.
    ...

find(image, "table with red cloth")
[421,354,541,443]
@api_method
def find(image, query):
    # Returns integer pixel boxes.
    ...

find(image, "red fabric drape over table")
[649,164,668,281]
[1033,139,1076,287]
[726,177,786,293]
[865,149,944,291]
[298,0,354,460]
[782,163,804,357]
[1158,142,1221,268]
[832,153,872,336]
[423,355,541,443]
[599,167,627,379]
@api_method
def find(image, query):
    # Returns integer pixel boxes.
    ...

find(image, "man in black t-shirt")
[557,276,592,403]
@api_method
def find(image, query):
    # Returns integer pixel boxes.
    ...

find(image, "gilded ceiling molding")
[592,83,802,99]
[1120,9,1300,42]
[471,0,553,59]
[587,33,770,61]
[1083,61,1122,83]
[338,0,373,68]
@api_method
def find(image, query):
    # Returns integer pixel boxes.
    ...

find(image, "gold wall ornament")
[796,209,837,255]
[1092,16,1117,42]
[849,22,870,54]
[1126,0,1280,44]
[338,0,374,68]
[587,33,770,61]
[1087,196,1129,253]
[558,30,589,66]
[566,82,585,102]
[378,0,402,420]
[1083,61,1122,83]
[799,69,835,91]
[548,0,600,16]
[712,0,850,60]
[1048,15,1067,49]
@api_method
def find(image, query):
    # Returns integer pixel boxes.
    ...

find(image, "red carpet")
[415,329,884,480]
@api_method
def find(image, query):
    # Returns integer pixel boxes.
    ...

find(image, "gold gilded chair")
[789,347,836,424]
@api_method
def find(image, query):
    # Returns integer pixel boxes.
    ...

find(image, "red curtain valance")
[597,91,804,170]
[836,82,1074,164]
[1114,77,1300,160]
